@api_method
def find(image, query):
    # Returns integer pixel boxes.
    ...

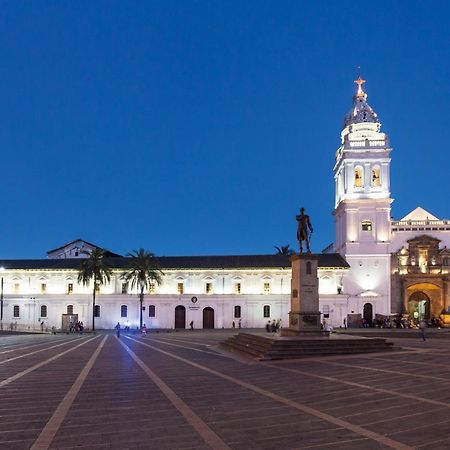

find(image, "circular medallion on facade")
[191,296,198,304]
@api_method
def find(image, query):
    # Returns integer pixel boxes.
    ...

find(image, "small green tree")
[77,248,112,331]
[122,249,163,330]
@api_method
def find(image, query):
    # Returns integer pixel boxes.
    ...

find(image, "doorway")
[363,303,373,325]
[203,307,214,329]
[408,291,431,321]
[175,305,186,329]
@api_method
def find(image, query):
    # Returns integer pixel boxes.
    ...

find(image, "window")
[362,220,372,231]
[354,166,363,187]
[14,283,20,294]
[177,283,184,295]
[234,305,241,318]
[94,305,101,317]
[322,304,330,319]
[40,305,47,318]
[372,166,381,187]
[13,305,20,318]
[67,283,73,294]
[121,283,128,294]
[205,282,213,294]
[263,305,271,318]
[149,305,156,318]
[67,305,74,315]
[41,283,47,294]
[149,282,155,294]
[95,283,100,294]
[121,305,128,318]
[263,282,271,294]
[234,283,241,294]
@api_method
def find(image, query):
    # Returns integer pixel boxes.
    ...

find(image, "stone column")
[282,254,328,336]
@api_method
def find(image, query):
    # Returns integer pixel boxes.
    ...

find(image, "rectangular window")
[94,305,101,317]
[322,304,330,318]
[121,283,128,294]
[177,283,184,295]
[14,283,20,294]
[234,283,241,294]
[67,283,73,294]
[95,284,100,294]
[149,283,155,294]
[13,305,20,318]
[121,305,127,318]
[40,305,47,318]
[263,305,270,318]
[149,305,156,318]
[234,305,241,318]
[205,282,213,294]
[263,282,271,294]
[40,283,47,294]
[67,305,74,315]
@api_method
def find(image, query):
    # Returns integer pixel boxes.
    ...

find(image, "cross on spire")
[354,76,366,95]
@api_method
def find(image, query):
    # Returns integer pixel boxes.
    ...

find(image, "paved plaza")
[0,330,450,449]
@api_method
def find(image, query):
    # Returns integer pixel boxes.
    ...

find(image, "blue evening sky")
[0,1,449,258]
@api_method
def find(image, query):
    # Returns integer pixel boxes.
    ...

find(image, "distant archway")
[175,305,186,329]
[408,291,431,321]
[203,307,214,329]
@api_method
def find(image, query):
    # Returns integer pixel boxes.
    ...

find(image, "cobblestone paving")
[0,330,449,449]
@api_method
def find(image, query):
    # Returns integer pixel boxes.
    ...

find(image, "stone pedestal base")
[281,311,329,337]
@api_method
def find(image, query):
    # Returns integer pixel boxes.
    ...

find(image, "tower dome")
[343,77,379,127]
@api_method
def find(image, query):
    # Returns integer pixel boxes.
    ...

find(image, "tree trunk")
[139,288,144,330]
[92,278,96,332]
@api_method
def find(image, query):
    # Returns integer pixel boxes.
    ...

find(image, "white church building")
[2,78,450,331]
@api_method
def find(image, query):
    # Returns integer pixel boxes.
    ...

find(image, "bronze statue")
[296,207,313,253]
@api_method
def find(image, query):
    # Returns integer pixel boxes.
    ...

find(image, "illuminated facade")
[0,79,449,331]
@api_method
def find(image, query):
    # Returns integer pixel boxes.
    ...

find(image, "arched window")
[234,305,241,318]
[361,220,372,231]
[121,305,128,318]
[67,305,74,315]
[354,166,363,187]
[13,305,20,318]
[263,305,271,318]
[40,305,47,318]
[94,305,101,317]
[372,166,381,187]
[149,305,156,318]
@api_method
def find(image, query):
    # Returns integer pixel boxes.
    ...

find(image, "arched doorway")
[203,307,214,329]
[175,305,186,329]
[408,291,431,321]
[363,303,373,325]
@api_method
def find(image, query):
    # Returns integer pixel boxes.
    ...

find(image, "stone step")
[220,332,397,361]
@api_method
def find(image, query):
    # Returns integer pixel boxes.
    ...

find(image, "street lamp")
[0,267,4,325]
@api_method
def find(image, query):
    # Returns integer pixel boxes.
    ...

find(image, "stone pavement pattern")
[0,330,449,449]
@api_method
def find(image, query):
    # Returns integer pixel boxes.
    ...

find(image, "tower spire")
[354,76,366,96]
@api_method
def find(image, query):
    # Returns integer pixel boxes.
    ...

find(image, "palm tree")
[122,249,163,330]
[274,244,295,255]
[77,248,112,331]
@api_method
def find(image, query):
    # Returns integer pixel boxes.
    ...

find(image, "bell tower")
[333,77,393,315]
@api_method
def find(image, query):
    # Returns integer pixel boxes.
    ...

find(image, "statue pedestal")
[281,254,329,337]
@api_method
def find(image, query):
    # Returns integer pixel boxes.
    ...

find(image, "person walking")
[115,322,121,338]
[189,320,194,331]
[419,319,426,341]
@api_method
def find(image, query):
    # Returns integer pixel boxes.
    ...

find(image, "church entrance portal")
[408,291,431,321]
[363,303,373,325]
[175,305,186,329]
[203,307,214,329]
